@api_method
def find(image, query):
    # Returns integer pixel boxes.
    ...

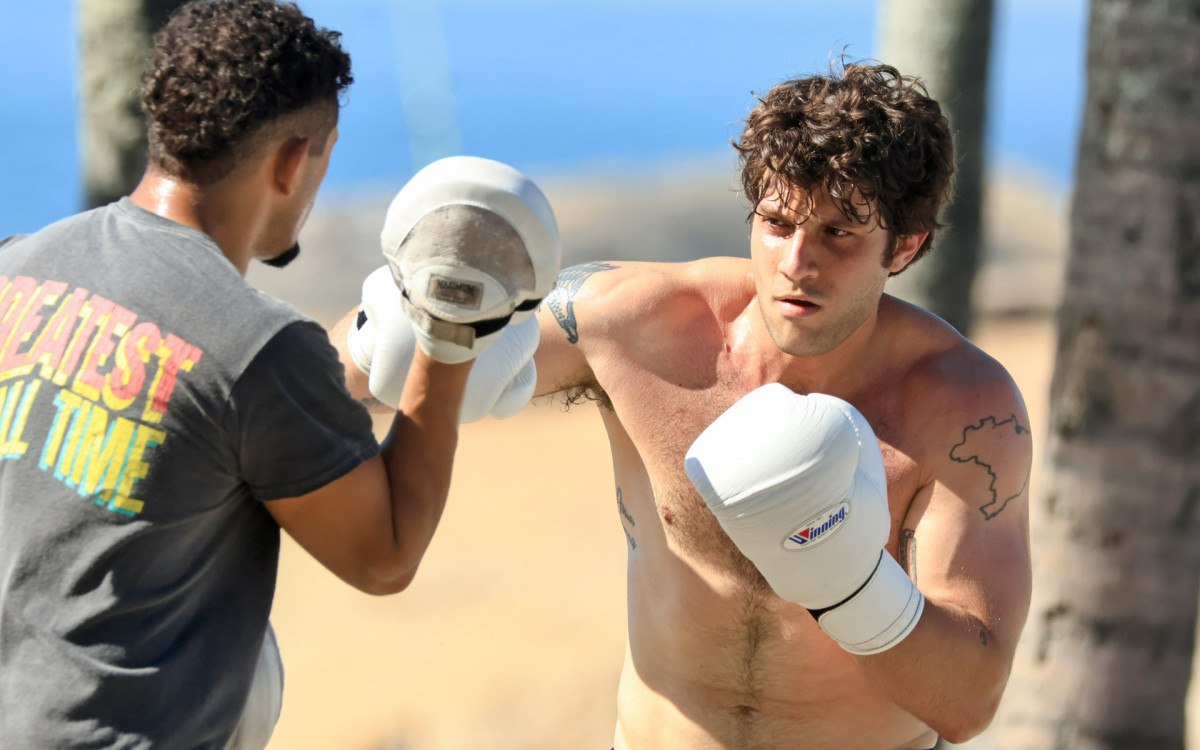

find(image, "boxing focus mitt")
[348,266,538,423]
[381,155,561,363]
[683,383,924,655]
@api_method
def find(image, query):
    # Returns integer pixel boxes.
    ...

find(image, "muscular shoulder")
[904,319,1025,432]
[880,298,1032,514]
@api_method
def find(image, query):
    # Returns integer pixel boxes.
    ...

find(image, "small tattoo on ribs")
[622,527,637,551]
[617,487,635,526]
[617,486,636,550]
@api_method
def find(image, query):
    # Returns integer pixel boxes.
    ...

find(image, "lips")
[777,296,820,317]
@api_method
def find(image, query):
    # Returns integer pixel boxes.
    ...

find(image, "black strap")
[400,288,532,348]
[807,549,884,620]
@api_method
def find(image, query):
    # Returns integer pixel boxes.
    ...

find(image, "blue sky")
[0,0,1089,236]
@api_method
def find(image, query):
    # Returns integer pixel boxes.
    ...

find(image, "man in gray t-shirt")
[0,197,378,747]
[0,2,549,748]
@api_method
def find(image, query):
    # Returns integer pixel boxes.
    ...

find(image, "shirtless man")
[348,62,1031,749]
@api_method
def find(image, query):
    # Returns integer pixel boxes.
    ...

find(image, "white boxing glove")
[683,383,924,655]
[348,266,538,423]
[381,155,561,363]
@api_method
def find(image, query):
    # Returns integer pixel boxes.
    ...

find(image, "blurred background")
[0,0,1084,238]
[0,1,1101,748]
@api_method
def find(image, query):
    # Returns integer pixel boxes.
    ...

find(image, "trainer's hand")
[347,266,539,422]
[684,383,924,655]
[381,155,560,363]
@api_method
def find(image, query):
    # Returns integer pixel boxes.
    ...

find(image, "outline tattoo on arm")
[545,261,619,343]
[949,415,1031,520]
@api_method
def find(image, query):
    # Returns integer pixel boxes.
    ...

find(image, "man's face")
[749,185,900,358]
[259,124,339,267]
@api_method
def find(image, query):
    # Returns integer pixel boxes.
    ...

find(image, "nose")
[777,227,814,281]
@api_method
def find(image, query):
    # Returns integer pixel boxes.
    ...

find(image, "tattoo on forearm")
[617,486,636,550]
[899,528,917,583]
[545,261,619,344]
[948,415,1031,520]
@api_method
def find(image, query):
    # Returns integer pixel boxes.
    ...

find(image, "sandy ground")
[262,314,1056,750]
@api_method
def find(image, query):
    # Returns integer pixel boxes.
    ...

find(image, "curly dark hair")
[733,61,954,271]
[141,0,353,184]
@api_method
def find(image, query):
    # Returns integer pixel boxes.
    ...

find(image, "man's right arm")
[274,256,642,595]
[265,154,560,595]
[266,349,472,595]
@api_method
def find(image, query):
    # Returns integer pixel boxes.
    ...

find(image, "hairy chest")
[594,348,927,577]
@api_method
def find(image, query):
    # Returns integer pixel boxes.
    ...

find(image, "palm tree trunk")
[76,0,186,209]
[877,0,994,337]
[987,1,1200,747]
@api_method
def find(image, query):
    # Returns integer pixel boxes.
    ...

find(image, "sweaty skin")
[531,252,1032,749]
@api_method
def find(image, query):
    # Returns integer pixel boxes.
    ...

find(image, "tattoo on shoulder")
[949,414,1031,521]
[899,528,917,583]
[544,261,620,344]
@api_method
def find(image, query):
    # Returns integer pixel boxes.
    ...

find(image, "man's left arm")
[684,378,1032,745]
[858,395,1033,743]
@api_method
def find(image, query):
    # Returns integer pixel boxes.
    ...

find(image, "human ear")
[886,232,928,274]
[272,136,311,197]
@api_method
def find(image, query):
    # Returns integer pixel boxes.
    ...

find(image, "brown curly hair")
[734,62,954,271]
[141,0,353,185]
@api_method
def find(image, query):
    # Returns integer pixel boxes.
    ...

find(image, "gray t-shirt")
[0,199,379,748]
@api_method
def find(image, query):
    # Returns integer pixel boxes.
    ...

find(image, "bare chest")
[598,358,923,575]
[595,363,933,747]
[600,361,755,573]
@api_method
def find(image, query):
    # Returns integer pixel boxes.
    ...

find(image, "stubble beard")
[757,290,878,360]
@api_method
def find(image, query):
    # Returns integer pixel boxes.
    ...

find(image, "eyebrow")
[757,201,805,220]
[760,201,858,230]
[821,214,860,230]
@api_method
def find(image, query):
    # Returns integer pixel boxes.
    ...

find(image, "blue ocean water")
[0,0,1088,237]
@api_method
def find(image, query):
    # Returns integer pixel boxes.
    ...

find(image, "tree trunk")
[988,1,1200,748]
[876,0,994,337]
[76,0,186,209]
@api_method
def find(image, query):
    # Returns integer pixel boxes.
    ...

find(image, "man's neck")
[735,299,888,399]
[129,168,262,275]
